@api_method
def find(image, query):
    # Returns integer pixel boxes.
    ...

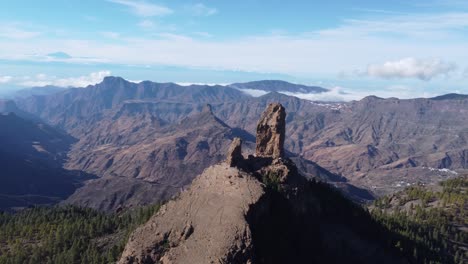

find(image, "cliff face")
[119,103,409,264]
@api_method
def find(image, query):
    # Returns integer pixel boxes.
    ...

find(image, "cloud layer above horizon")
[0,0,467,98]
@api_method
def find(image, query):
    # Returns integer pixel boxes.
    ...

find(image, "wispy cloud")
[0,76,12,84]
[136,20,177,31]
[108,0,173,17]
[187,3,217,16]
[0,24,41,39]
[352,8,410,16]
[318,12,468,38]
[0,11,467,85]
[366,58,457,81]
[2,52,107,64]
[18,71,111,87]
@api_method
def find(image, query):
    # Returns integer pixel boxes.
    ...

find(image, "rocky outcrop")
[119,103,407,264]
[118,164,263,264]
[117,105,284,263]
[255,103,286,159]
[226,137,243,167]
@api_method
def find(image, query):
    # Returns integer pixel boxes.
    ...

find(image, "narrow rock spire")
[255,103,286,159]
[202,104,213,114]
[226,137,243,167]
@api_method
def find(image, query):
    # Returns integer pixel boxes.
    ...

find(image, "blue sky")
[1,0,468,100]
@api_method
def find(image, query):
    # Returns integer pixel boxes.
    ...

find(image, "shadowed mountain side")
[0,100,43,122]
[0,112,75,166]
[0,113,94,210]
[430,93,468,100]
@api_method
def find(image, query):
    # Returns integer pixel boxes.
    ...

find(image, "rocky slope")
[118,103,408,264]
[63,105,252,211]
[292,96,468,195]
[63,103,362,211]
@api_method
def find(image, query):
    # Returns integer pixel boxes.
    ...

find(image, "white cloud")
[108,0,172,17]
[187,3,217,16]
[176,82,228,86]
[282,87,363,102]
[192,31,213,38]
[19,71,111,87]
[237,88,270,97]
[0,24,41,39]
[237,86,366,101]
[366,58,457,81]
[1,12,468,81]
[0,76,12,83]
[268,84,438,102]
[463,68,468,78]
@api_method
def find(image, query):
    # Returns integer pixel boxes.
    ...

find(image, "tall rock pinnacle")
[226,137,243,167]
[255,103,286,159]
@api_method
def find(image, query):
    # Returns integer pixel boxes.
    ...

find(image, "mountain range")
[1,77,467,211]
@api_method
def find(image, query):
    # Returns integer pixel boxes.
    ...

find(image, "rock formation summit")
[119,103,291,263]
[255,103,285,159]
[119,103,406,264]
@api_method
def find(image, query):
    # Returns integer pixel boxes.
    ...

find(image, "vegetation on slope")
[0,204,159,264]
[0,177,465,264]
[371,176,467,264]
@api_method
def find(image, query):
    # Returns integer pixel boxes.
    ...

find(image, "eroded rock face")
[226,137,243,167]
[118,164,264,264]
[255,103,286,159]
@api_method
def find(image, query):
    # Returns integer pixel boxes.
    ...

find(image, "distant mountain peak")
[47,51,72,59]
[430,93,468,100]
[101,76,128,83]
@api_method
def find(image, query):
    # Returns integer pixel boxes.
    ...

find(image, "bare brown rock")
[226,137,243,167]
[255,103,286,159]
[118,164,264,264]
